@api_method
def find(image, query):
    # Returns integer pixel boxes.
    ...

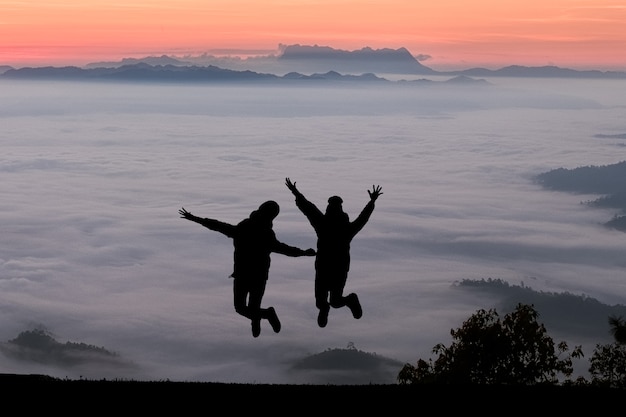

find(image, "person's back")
[230,214,275,281]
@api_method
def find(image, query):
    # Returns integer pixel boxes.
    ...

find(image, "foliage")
[398,303,583,385]
[609,315,626,344]
[587,315,626,388]
[454,278,626,341]
[588,342,626,388]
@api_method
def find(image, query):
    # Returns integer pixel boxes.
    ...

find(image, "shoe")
[317,305,329,328]
[347,293,362,319]
[267,307,281,333]
[251,319,261,337]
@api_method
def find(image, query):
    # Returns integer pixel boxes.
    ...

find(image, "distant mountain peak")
[277,44,436,75]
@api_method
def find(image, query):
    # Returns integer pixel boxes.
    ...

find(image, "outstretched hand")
[285,177,298,194]
[368,185,383,201]
[179,207,194,220]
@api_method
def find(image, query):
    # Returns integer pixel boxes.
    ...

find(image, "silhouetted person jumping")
[285,178,382,327]
[179,201,315,337]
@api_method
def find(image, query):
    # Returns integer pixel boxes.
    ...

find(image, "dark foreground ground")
[1,373,622,412]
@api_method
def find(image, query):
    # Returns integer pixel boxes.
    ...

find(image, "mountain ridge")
[0,63,490,85]
[2,44,625,79]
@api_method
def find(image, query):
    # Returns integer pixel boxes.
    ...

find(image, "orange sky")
[2,0,625,70]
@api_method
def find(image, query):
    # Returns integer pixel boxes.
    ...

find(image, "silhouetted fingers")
[285,178,298,192]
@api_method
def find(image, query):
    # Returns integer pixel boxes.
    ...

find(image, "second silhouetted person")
[285,178,382,327]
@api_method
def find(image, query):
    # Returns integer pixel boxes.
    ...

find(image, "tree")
[398,303,583,385]
[609,315,626,344]
[587,315,626,388]
[588,343,626,388]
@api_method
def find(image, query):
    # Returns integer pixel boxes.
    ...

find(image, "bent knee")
[329,297,344,309]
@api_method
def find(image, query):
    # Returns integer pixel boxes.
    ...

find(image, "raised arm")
[285,178,324,224]
[349,185,383,235]
[179,207,236,237]
[285,177,302,198]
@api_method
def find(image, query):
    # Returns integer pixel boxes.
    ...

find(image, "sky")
[1,76,626,383]
[2,0,626,71]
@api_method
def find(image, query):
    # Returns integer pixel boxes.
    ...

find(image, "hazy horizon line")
[3,43,625,74]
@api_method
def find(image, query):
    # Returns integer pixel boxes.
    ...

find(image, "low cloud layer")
[1,76,625,383]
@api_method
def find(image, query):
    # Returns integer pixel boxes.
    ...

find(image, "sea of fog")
[1,76,625,383]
